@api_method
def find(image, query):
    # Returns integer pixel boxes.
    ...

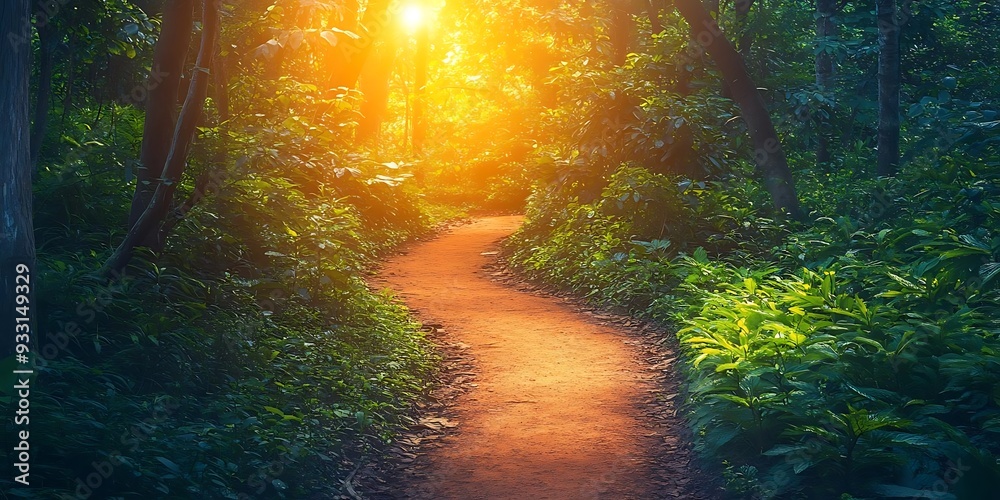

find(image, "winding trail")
[374,216,710,499]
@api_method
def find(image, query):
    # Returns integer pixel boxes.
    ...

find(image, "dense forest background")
[2,0,999,498]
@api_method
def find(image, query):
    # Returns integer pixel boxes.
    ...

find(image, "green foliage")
[510,154,1000,498]
[14,0,1000,497]
[506,2,1000,493]
[7,138,438,497]
[9,8,439,493]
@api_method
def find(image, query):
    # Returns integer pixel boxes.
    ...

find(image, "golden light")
[401,4,424,33]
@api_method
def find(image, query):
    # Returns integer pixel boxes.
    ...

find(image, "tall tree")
[1,0,35,360]
[673,0,803,217]
[126,0,194,249]
[815,0,837,165]
[876,0,900,176]
[412,21,429,153]
[104,0,220,276]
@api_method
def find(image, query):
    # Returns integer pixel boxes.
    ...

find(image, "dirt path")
[370,216,713,499]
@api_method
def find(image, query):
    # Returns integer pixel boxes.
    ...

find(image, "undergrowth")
[2,137,438,499]
[508,157,1000,499]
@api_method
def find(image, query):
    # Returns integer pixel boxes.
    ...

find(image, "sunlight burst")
[401,4,424,33]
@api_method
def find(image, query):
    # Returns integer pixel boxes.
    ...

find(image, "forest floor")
[358,216,720,499]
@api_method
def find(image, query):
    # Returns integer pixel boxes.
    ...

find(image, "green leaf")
[886,272,921,291]
[940,246,990,259]
[980,262,1000,286]
[263,406,285,417]
[715,362,743,373]
[155,456,182,474]
[693,247,708,263]
[763,444,805,456]
[792,458,813,474]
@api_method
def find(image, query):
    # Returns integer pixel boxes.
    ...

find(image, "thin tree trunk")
[673,0,803,218]
[31,21,57,171]
[734,0,755,58]
[1,0,36,361]
[61,31,75,128]
[212,46,229,121]
[103,0,220,277]
[126,0,194,244]
[648,0,663,34]
[412,24,429,153]
[876,0,900,177]
[610,0,635,65]
[816,0,837,165]
[357,40,398,143]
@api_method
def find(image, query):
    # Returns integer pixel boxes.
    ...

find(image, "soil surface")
[364,216,718,499]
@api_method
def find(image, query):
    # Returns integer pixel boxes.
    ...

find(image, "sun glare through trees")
[400,3,426,33]
[1,0,998,498]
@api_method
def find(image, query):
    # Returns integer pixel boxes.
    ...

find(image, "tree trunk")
[357,41,399,143]
[815,0,837,165]
[876,0,900,177]
[329,0,391,89]
[412,24,429,153]
[61,31,75,128]
[212,50,229,121]
[610,0,635,65]
[1,0,36,361]
[648,0,663,34]
[673,0,803,218]
[720,0,753,99]
[323,0,359,85]
[676,0,710,96]
[30,21,57,171]
[103,0,220,277]
[734,0,755,58]
[126,0,194,245]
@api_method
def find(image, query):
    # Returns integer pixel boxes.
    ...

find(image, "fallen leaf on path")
[416,417,458,430]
